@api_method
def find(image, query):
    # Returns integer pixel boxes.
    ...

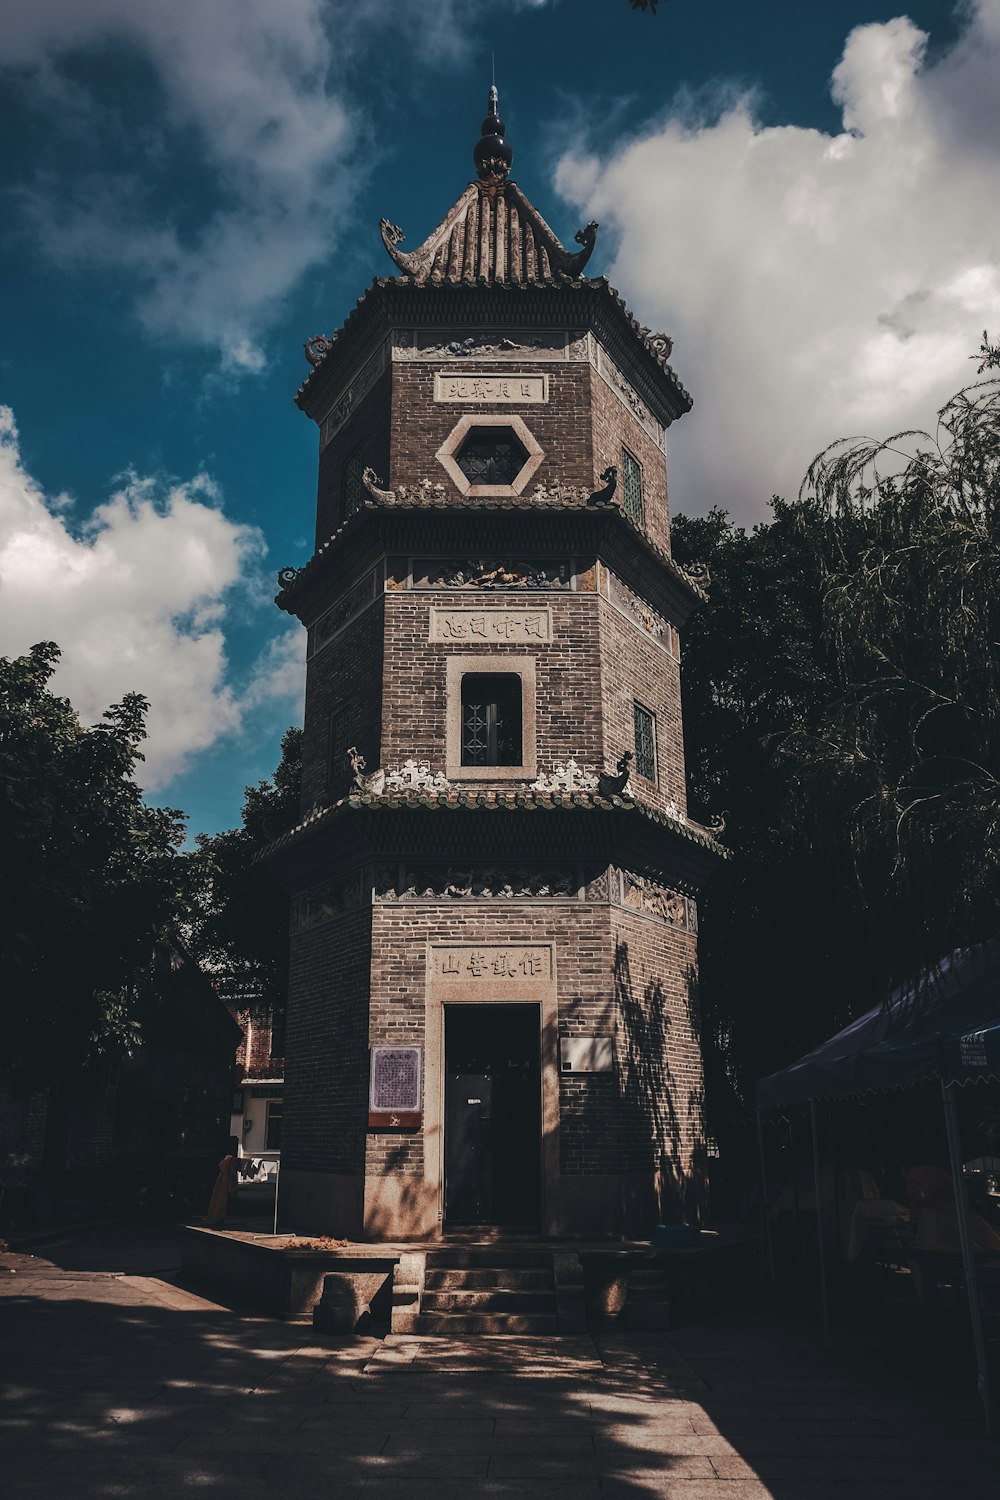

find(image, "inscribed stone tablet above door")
[429,607,553,643]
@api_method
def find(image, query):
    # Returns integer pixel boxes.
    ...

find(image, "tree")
[790,335,1000,983]
[0,643,191,1087]
[672,505,886,1147]
[672,339,1000,1160]
[188,727,302,1045]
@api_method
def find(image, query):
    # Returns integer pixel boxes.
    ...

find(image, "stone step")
[424,1267,553,1292]
[421,1288,556,1314]
[410,1311,561,1335]
[427,1248,552,1270]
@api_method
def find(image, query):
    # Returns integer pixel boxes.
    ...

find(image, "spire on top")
[474,83,512,181]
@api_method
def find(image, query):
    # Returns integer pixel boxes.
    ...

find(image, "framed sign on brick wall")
[368,1045,423,1129]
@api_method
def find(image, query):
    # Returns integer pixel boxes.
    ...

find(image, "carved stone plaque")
[429,607,553,643]
[433,373,548,403]
[369,1045,422,1128]
[428,943,555,999]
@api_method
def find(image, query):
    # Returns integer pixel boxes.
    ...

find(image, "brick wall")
[300,599,385,813]
[283,906,372,1177]
[315,367,392,545]
[389,362,596,495]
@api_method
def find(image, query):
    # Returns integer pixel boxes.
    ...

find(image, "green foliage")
[188,727,301,1017]
[0,643,190,1083]
[790,341,1000,981]
[672,507,887,1132]
[675,341,1000,1147]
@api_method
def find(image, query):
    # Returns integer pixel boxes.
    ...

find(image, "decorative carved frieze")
[595,345,665,449]
[608,574,671,649]
[614,868,696,931]
[392,329,589,361]
[531,759,600,793]
[376,865,578,901]
[308,567,381,658]
[584,869,611,902]
[429,607,553,643]
[383,761,451,792]
[319,339,390,449]
[433,373,548,403]
[414,558,570,590]
[291,871,369,933]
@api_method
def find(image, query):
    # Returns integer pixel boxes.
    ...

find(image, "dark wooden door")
[444,1005,540,1226]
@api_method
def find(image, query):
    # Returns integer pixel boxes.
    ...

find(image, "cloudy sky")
[0,0,993,835]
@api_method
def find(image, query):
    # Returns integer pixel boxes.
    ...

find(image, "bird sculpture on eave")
[598,751,633,799]
[348,747,385,796]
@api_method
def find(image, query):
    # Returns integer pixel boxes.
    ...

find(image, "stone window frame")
[445,654,537,782]
[621,444,644,528]
[633,699,657,784]
[436,413,543,497]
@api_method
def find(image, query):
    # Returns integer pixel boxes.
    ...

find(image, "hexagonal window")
[436,413,543,496]
[456,427,529,487]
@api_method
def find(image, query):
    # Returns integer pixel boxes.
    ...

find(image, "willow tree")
[790,337,1000,983]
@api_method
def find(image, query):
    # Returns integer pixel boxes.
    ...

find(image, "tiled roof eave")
[259,788,728,864]
[275,498,706,618]
[295,277,691,424]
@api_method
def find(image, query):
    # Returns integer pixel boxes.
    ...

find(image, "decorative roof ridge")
[259,786,728,863]
[377,176,597,289]
[274,488,707,611]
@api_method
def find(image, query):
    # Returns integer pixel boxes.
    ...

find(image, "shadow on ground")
[1,1228,996,1499]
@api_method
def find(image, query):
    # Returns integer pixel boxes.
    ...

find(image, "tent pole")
[756,1109,776,1290]
[941,1079,994,1437]
[810,1098,830,1342]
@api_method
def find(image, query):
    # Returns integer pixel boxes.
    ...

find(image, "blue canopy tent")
[755,943,1000,1435]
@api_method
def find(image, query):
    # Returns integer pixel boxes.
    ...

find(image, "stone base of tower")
[277,878,707,1245]
[279,1167,682,1242]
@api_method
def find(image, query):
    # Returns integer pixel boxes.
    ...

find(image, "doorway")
[444,1004,541,1227]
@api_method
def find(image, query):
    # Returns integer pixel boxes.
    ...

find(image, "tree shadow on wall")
[613,941,707,1235]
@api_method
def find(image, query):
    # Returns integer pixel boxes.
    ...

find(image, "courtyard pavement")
[1,1225,996,1499]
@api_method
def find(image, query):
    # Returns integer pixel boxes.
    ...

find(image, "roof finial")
[474,82,512,181]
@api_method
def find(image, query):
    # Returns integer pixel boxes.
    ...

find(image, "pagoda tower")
[267,90,722,1240]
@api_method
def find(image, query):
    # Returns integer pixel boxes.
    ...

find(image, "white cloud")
[1,0,501,371]
[0,406,302,788]
[555,0,1000,520]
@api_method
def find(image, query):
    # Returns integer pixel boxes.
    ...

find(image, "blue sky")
[1,0,994,839]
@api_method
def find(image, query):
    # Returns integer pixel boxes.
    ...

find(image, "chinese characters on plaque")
[429,607,552,643]
[368,1045,423,1128]
[433,373,547,404]
[431,945,553,983]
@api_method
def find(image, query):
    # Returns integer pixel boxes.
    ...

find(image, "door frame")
[424,950,560,1234]
[442,1002,543,1228]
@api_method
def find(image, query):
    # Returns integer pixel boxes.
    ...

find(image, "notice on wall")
[368,1045,423,1128]
[433,373,548,403]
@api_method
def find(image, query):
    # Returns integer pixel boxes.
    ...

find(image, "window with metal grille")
[633,701,657,782]
[456,427,529,487]
[265,1101,283,1151]
[621,447,644,527]
[342,447,364,517]
[461,674,522,766]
